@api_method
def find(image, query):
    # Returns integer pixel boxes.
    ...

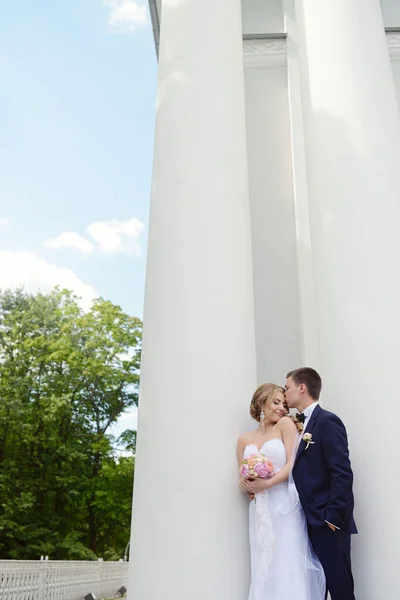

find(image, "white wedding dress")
[244,438,325,600]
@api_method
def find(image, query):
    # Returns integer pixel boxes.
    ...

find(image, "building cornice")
[387,30,400,60]
[147,6,400,64]
[242,34,287,68]
[242,34,286,54]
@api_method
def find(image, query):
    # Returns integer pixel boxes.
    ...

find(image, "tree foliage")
[0,288,141,560]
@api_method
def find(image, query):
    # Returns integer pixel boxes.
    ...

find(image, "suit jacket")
[292,404,357,533]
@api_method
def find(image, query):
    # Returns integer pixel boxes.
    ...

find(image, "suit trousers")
[308,526,355,600]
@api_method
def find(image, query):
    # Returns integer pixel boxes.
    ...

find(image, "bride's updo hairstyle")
[250,383,286,422]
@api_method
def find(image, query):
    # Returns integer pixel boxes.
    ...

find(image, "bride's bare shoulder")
[237,431,255,446]
[278,416,297,431]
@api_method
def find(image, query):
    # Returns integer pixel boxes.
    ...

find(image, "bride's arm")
[237,435,254,499]
[245,418,298,493]
[236,436,246,468]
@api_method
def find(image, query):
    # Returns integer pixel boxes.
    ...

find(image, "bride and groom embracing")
[237,367,357,600]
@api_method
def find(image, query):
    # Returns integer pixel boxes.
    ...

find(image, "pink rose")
[254,462,271,479]
[240,464,249,477]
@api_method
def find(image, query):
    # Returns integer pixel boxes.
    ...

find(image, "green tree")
[0,288,141,560]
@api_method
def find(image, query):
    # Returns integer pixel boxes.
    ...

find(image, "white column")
[295,1,400,598]
[283,0,320,369]
[128,1,257,599]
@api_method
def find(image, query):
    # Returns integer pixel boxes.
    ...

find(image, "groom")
[285,367,357,600]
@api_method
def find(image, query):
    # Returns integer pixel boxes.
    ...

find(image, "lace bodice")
[244,437,287,470]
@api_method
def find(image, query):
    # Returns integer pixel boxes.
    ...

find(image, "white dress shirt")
[302,401,319,432]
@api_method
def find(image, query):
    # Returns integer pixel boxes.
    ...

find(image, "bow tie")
[296,412,306,423]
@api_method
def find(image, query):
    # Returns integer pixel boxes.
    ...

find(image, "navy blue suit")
[292,404,357,600]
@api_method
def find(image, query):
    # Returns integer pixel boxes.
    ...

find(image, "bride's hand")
[246,477,271,495]
[239,478,255,501]
[238,478,250,493]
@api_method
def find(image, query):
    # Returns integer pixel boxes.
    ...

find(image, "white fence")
[0,560,129,600]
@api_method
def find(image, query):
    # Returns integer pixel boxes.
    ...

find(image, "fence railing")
[0,560,129,600]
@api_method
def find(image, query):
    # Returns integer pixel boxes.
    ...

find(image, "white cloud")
[43,232,94,255]
[0,250,98,311]
[0,218,10,227]
[104,0,147,33]
[87,218,144,256]
[43,218,144,258]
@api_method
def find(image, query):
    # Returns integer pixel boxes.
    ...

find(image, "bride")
[237,383,325,600]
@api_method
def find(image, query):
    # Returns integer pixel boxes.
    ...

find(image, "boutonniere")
[302,433,315,450]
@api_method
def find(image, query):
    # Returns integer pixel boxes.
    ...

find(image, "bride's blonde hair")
[250,383,286,422]
[250,383,303,432]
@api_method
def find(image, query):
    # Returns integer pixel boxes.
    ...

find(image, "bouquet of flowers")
[240,452,275,480]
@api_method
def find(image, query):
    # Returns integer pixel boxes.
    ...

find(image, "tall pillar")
[295,1,400,598]
[128,1,257,599]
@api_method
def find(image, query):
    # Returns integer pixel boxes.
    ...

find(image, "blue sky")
[0,0,157,319]
[0,0,157,435]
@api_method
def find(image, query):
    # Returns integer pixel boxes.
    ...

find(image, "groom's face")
[284,377,301,409]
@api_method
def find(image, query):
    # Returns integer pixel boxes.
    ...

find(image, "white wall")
[391,60,400,104]
[243,9,400,599]
[242,0,284,35]
[380,0,400,26]
[293,6,400,598]
[241,0,400,30]
[244,63,302,386]
[157,1,400,38]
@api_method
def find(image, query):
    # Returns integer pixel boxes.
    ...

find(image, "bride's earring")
[260,410,265,433]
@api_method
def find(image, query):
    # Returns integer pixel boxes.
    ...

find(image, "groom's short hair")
[286,367,322,400]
